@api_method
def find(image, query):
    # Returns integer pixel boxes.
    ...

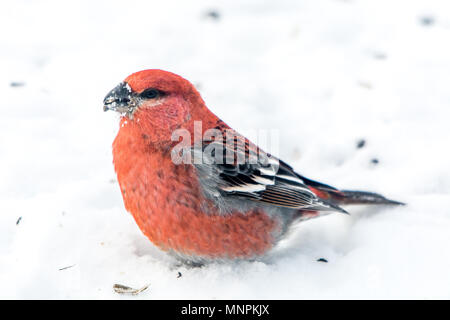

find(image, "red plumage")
[105,69,403,262]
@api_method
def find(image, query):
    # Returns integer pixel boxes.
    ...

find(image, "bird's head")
[103,69,203,118]
[104,70,216,144]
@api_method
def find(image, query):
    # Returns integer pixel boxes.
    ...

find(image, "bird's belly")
[115,152,282,260]
[133,198,282,261]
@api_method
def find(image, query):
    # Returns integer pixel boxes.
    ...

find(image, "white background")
[1,0,449,299]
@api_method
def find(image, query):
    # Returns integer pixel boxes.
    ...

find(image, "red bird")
[104,69,403,263]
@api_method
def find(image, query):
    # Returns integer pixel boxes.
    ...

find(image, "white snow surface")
[1,0,450,299]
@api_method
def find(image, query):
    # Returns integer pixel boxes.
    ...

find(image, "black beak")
[103,82,135,114]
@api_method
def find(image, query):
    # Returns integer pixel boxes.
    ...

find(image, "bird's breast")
[112,127,282,261]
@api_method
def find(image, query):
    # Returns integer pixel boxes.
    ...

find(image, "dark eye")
[140,88,161,99]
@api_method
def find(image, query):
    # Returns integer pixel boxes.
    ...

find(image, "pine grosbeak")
[104,69,403,263]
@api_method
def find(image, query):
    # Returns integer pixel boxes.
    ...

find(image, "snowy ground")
[1,0,450,299]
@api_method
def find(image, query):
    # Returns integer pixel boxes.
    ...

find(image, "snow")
[1,0,450,299]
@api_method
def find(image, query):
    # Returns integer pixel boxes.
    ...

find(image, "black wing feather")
[195,139,347,213]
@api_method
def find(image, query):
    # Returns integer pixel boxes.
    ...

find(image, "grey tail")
[299,175,405,207]
[333,190,405,206]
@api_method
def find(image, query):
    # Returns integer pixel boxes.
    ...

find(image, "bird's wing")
[193,128,347,214]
